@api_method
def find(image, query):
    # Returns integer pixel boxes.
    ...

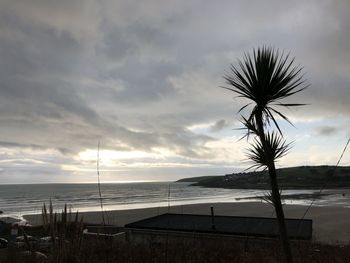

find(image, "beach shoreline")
[23,201,350,244]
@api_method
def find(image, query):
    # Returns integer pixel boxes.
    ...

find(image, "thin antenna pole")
[167,184,171,213]
[97,141,106,226]
[165,183,171,263]
[300,137,350,220]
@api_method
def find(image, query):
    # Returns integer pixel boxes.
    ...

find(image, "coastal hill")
[177,165,350,189]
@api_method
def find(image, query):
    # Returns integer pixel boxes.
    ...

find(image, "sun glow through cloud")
[1,1,350,183]
[78,149,151,161]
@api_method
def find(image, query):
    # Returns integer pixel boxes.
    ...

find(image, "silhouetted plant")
[223,46,307,263]
[41,202,84,262]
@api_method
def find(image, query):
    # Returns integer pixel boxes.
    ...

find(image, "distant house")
[125,213,312,243]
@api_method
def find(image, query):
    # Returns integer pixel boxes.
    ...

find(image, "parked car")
[16,235,37,242]
[15,235,38,249]
[38,236,53,250]
[0,237,8,248]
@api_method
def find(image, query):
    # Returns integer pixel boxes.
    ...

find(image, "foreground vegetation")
[1,233,350,263]
[178,165,350,189]
[1,202,350,262]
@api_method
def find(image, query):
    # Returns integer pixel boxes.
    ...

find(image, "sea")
[1,182,350,221]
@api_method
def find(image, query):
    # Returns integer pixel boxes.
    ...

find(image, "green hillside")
[178,165,350,189]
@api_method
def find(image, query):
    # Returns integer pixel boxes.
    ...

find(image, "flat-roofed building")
[125,213,312,243]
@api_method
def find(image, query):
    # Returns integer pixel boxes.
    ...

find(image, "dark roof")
[125,213,312,240]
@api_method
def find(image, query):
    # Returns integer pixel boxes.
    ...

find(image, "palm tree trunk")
[255,109,293,263]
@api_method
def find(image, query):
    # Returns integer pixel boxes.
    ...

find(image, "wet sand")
[24,202,350,244]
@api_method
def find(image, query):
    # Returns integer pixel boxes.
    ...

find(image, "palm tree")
[223,46,307,263]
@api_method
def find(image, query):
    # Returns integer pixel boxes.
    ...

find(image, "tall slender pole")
[167,184,171,213]
[97,141,106,227]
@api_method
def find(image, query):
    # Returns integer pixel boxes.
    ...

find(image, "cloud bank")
[0,0,350,183]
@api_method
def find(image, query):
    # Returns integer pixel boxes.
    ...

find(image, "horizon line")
[0,180,177,185]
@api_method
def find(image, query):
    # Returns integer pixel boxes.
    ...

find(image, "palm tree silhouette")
[224,46,307,263]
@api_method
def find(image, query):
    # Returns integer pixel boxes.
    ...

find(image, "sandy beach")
[24,202,350,244]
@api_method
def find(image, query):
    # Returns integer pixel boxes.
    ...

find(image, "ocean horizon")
[1,182,350,221]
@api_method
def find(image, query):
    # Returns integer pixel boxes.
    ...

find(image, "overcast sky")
[0,0,350,183]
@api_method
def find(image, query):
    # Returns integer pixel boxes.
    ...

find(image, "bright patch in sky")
[0,0,350,183]
[78,149,151,161]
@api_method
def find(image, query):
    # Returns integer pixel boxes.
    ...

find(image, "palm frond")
[240,116,258,137]
[246,132,291,169]
[261,191,274,205]
[224,46,307,129]
[261,189,285,206]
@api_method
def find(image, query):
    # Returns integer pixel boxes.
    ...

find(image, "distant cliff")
[177,165,350,189]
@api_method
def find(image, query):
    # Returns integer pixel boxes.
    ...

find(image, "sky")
[0,0,350,183]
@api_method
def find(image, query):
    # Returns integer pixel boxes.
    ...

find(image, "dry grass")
[2,234,350,263]
[68,238,350,263]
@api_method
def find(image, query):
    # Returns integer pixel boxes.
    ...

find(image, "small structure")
[83,225,126,241]
[125,213,312,243]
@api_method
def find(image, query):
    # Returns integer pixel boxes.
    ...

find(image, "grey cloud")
[108,60,182,103]
[316,126,338,136]
[0,141,69,153]
[0,164,66,184]
[1,0,350,182]
[210,120,228,132]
